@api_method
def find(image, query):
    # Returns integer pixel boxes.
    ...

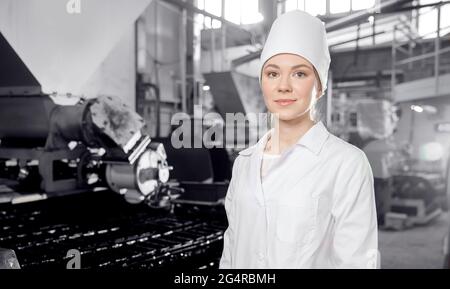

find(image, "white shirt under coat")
[219,121,379,269]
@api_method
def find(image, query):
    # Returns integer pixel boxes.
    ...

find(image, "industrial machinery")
[0,188,228,270]
[333,98,446,229]
[0,95,230,269]
[385,173,444,230]
[0,1,230,269]
[0,94,173,207]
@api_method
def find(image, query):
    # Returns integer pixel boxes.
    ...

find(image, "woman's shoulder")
[237,145,256,157]
[325,133,369,164]
[322,134,374,189]
[231,150,251,170]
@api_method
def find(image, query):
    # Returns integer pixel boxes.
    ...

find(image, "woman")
[219,10,378,269]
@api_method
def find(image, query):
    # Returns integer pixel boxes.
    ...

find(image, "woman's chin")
[271,110,310,122]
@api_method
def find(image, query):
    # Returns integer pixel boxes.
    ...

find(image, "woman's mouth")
[274,99,297,106]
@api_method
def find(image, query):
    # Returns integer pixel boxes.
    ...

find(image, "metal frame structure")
[391,2,450,98]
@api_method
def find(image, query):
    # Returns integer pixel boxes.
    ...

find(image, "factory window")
[224,0,241,25]
[285,0,326,16]
[196,0,263,28]
[285,0,375,15]
[226,0,263,25]
[306,0,326,16]
[351,0,376,11]
[285,0,305,12]
[330,0,351,14]
[443,4,450,34]
[197,0,222,29]
[418,0,450,38]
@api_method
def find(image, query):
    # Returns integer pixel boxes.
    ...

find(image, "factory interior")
[0,0,449,270]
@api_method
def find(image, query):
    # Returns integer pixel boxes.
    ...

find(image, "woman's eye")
[267,72,278,78]
[294,71,306,78]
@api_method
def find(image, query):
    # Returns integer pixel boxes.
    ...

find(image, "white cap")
[259,10,331,93]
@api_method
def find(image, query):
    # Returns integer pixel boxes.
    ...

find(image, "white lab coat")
[219,121,378,269]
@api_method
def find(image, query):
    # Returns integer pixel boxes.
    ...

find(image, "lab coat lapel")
[246,121,328,204]
[275,121,329,193]
[248,131,270,207]
[281,147,320,191]
[258,145,319,200]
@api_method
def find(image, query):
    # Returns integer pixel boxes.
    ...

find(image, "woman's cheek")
[262,93,275,110]
[265,101,277,114]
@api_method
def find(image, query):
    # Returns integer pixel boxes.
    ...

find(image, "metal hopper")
[0,0,152,96]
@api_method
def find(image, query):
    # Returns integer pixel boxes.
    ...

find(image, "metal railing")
[391,2,450,97]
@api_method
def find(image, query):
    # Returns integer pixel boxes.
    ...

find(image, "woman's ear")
[316,89,323,100]
[315,81,323,100]
[312,69,323,100]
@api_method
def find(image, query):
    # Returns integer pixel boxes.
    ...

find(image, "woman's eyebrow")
[264,64,312,70]
[264,64,280,69]
[291,64,312,70]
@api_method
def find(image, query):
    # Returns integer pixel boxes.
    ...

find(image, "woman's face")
[261,53,321,122]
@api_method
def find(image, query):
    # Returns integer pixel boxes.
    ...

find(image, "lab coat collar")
[238,129,271,156]
[296,121,330,156]
[238,121,329,157]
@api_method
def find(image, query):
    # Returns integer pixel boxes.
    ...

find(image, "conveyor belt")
[0,190,227,269]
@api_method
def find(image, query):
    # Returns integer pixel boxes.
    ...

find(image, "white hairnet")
[259,10,331,93]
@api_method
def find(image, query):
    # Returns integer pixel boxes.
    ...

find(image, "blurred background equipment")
[0,0,229,270]
[0,93,174,206]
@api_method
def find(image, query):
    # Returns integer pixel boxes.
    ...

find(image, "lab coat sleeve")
[219,157,240,269]
[331,150,379,269]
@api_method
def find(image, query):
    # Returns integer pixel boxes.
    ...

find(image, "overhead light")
[203,85,210,91]
[410,104,437,114]
[411,105,424,113]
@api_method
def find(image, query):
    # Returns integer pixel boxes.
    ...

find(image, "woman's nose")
[277,75,292,93]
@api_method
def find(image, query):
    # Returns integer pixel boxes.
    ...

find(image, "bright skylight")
[418,0,450,38]
[285,0,326,15]
[330,0,350,13]
[196,0,263,29]
[286,0,376,15]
